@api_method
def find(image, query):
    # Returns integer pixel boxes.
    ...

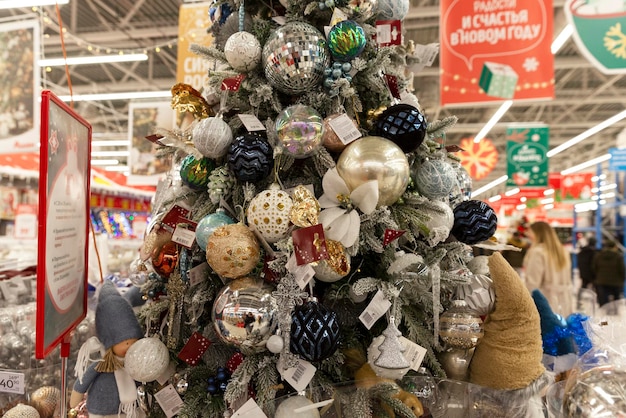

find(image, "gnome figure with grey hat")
[70,280,145,418]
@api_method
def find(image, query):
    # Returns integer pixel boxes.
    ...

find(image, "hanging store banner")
[177,2,215,89]
[127,102,174,186]
[457,137,499,180]
[609,147,626,171]
[506,125,549,187]
[564,0,626,74]
[0,19,40,152]
[440,0,554,105]
[561,172,594,202]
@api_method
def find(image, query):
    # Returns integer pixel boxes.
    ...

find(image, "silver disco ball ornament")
[262,21,330,94]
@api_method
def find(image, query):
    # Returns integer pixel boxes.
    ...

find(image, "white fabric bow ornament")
[318,167,378,247]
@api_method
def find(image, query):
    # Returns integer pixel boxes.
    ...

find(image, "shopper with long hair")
[523,221,574,316]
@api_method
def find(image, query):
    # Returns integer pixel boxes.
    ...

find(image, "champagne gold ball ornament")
[247,184,293,243]
[212,277,278,351]
[206,223,260,279]
[31,386,60,418]
[336,136,410,207]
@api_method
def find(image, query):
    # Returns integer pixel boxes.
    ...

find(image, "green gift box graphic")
[479,62,519,99]
[565,0,626,74]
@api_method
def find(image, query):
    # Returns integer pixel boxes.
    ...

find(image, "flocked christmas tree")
[120,0,507,417]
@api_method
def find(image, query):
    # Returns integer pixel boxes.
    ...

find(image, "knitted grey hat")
[95,281,143,349]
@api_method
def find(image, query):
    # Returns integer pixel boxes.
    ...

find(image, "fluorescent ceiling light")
[551,24,573,54]
[104,166,130,172]
[92,140,130,147]
[58,90,171,102]
[471,175,508,198]
[547,109,626,157]
[91,150,130,157]
[0,0,68,8]
[560,153,611,175]
[505,188,520,196]
[473,100,513,143]
[91,159,119,166]
[488,195,502,202]
[39,53,148,67]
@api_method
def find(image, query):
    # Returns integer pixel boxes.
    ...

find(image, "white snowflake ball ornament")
[224,31,261,72]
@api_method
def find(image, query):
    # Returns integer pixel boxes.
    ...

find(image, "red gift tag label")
[383,228,405,247]
[178,332,212,366]
[292,224,329,266]
[160,205,191,233]
[383,74,401,100]
[145,134,165,144]
[221,74,246,91]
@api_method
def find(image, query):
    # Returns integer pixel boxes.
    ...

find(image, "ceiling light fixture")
[39,53,148,67]
[92,140,130,147]
[104,166,130,172]
[560,153,611,175]
[471,175,509,198]
[547,109,626,157]
[505,187,520,196]
[91,151,130,157]
[58,90,171,102]
[0,0,68,9]
[91,159,119,166]
[551,24,573,54]
[488,195,502,202]
[473,100,513,143]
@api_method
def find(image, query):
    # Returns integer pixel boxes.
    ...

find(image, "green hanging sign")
[506,125,549,187]
[564,0,626,74]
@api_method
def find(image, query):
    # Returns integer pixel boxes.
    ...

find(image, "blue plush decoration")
[227,133,274,183]
[290,300,340,362]
[532,289,575,356]
[451,200,497,245]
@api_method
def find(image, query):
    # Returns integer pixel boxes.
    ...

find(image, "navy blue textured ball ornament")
[290,300,340,362]
[227,133,274,183]
[375,104,427,153]
[451,200,497,245]
[180,154,214,190]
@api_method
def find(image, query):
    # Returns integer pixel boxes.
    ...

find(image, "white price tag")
[172,225,196,248]
[412,43,440,67]
[238,114,266,131]
[286,254,315,289]
[330,7,348,26]
[156,361,177,386]
[0,371,24,394]
[188,262,210,287]
[328,114,362,145]
[284,359,316,392]
[154,384,185,418]
[358,290,392,330]
[232,398,268,418]
[399,337,427,371]
[376,24,392,45]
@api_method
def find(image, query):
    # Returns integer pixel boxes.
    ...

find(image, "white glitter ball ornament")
[192,117,233,159]
[376,0,410,20]
[224,31,262,72]
[246,184,293,243]
[275,395,321,418]
[124,337,170,382]
[412,158,457,200]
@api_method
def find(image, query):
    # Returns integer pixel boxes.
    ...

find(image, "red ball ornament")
[151,241,179,277]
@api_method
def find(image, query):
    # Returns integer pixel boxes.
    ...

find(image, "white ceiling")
[2,0,625,197]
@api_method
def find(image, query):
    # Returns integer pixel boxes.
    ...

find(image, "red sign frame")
[36,91,92,358]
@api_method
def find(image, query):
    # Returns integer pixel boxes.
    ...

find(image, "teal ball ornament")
[412,158,457,200]
[180,154,214,190]
[227,133,274,183]
[451,200,497,245]
[327,20,367,62]
[275,105,324,158]
[195,210,235,251]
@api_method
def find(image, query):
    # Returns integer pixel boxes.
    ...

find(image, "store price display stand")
[35,90,92,418]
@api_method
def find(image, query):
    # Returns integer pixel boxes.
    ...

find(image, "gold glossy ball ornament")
[206,223,260,279]
[336,136,410,207]
[247,184,293,243]
[313,239,351,282]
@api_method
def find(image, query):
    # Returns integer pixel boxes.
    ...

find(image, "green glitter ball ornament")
[327,20,366,62]
[180,154,214,190]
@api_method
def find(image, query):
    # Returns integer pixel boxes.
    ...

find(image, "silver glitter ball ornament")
[262,21,330,94]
